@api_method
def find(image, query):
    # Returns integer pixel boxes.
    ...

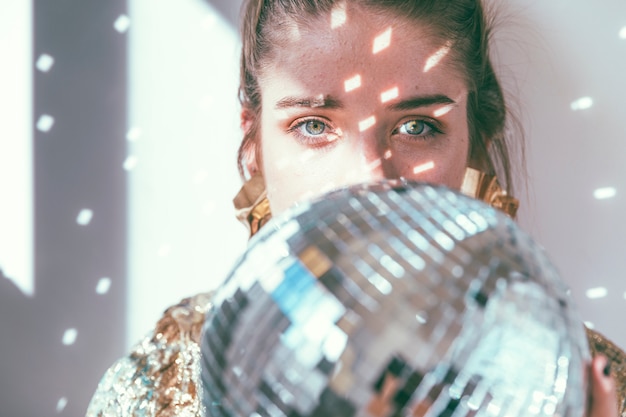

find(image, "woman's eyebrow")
[274,94,455,111]
[386,94,455,111]
[275,95,344,109]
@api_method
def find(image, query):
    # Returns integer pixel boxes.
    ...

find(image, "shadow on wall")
[0,1,127,416]
[206,0,242,27]
[0,270,41,416]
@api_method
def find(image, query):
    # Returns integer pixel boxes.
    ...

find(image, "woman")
[86,1,622,416]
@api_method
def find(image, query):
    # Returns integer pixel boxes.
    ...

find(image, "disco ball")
[200,181,590,417]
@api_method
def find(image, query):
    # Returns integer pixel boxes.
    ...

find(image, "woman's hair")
[237,0,520,195]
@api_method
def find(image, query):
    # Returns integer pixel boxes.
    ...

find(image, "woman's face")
[255,7,470,215]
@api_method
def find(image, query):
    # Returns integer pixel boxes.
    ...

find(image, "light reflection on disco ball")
[201,181,590,417]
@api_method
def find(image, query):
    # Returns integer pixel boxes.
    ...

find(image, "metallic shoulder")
[86,293,213,417]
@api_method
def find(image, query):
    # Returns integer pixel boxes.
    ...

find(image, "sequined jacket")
[86,293,212,417]
[86,293,626,417]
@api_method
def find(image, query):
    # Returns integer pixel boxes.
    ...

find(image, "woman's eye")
[303,119,326,135]
[399,120,430,136]
[288,118,339,148]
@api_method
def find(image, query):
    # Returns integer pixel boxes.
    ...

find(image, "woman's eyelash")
[393,118,442,139]
[287,118,339,147]
[287,117,442,148]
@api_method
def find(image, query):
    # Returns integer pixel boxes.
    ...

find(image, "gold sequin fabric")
[586,328,626,416]
[86,293,213,417]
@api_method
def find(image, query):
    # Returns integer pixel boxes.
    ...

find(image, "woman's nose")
[343,133,398,184]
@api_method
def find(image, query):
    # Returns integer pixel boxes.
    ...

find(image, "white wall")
[127,0,247,345]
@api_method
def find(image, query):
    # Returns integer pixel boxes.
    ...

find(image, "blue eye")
[303,120,326,135]
[288,117,340,149]
[399,120,429,135]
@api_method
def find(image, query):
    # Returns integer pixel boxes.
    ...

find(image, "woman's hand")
[588,355,619,417]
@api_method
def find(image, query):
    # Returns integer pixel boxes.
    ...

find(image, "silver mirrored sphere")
[201,181,589,417]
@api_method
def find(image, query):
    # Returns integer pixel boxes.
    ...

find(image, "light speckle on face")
[423,41,452,73]
[372,27,393,54]
[367,158,382,172]
[344,74,362,92]
[413,161,435,175]
[434,104,455,117]
[330,2,347,29]
[358,116,377,132]
[380,87,399,103]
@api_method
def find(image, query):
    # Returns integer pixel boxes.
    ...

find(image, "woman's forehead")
[273,4,438,53]
[260,9,465,103]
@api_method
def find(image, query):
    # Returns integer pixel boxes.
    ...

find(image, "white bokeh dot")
[570,96,593,111]
[56,397,68,413]
[123,155,138,171]
[96,277,112,295]
[620,26,626,39]
[36,114,55,132]
[36,53,55,72]
[113,14,131,33]
[76,209,94,226]
[126,126,142,141]
[62,328,78,345]
[585,287,608,299]
[593,187,617,200]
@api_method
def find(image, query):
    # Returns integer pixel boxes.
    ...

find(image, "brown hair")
[237,0,521,195]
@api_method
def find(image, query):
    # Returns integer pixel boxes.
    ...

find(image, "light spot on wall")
[593,187,616,200]
[36,114,55,132]
[123,155,138,171]
[56,397,68,413]
[585,287,608,299]
[570,96,593,111]
[76,209,94,226]
[113,14,130,33]
[36,53,54,72]
[126,126,142,142]
[96,277,112,295]
[62,328,78,345]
